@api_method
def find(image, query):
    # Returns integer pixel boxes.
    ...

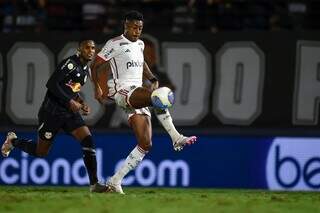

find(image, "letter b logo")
[275,145,300,188]
[266,137,320,190]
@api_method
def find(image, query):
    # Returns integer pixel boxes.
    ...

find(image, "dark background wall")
[1,31,320,136]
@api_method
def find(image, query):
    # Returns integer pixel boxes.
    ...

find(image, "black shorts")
[37,98,85,141]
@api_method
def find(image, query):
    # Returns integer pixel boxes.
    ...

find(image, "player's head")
[123,10,143,42]
[78,40,96,62]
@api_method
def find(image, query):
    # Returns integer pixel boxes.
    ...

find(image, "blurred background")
[1,0,320,191]
[0,0,319,33]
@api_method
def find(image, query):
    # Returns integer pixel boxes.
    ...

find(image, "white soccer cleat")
[106,178,125,195]
[1,132,17,157]
[173,135,197,151]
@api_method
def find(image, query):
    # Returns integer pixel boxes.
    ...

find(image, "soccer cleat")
[89,182,108,193]
[1,132,17,157]
[106,178,125,194]
[173,135,197,151]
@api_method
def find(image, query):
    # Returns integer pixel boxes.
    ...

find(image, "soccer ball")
[151,87,175,109]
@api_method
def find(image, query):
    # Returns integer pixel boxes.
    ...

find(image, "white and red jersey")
[97,34,145,90]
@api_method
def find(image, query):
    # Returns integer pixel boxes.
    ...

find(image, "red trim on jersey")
[96,54,107,62]
[113,79,117,93]
[107,79,117,99]
[112,58,119,79]
[118,91,128,96]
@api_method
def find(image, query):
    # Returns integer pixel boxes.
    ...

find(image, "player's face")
[124,20,143,42]
[80,40,96,61]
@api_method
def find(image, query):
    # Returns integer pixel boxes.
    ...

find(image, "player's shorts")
[111,85,151,119]
[37,97,85,141]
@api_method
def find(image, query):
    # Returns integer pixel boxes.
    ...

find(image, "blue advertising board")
[0,132,319,191]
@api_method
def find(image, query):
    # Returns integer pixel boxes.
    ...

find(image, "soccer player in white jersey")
[91,11,197,194]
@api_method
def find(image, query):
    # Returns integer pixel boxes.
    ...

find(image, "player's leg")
[67,114,107,193]
[128,87,152,108]
[154,108,197,151]
[107,113,152,194]
[71,126,98,186]
[1,106,56,157]
[119,85,175,109]
[2,133,53,157]
[122,86,197,151]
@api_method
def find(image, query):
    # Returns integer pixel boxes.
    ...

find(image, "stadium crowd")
[0,0,318,33]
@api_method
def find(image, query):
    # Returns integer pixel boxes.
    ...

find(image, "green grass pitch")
[0,186,319,213]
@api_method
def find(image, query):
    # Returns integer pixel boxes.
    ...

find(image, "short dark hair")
[78,39,95,47]
[124,10,143,22]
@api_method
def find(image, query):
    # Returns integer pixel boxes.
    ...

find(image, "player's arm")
[143,62,159,90]
[74,94,90,115]
[46,61,81,112]
[90,56,110,103]
[91,40,116,103]
[46,61,72,105]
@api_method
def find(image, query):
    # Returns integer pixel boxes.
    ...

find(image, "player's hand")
[69,99,83,113]
[150,81,159,91]
[81,103,91,115]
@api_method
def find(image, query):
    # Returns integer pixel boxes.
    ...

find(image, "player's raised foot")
[90,182,108,193]
[1,132,17,157]
[173,135,197,151]
[106,178,125,194]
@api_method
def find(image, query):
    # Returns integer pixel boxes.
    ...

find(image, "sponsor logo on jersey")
[120,42,129,46]
[66,80,81,92]
[126,60,143,69]
[44,132,52,139]
[125,49,131,53]
[67,63,74,70]
[104,48,114,58]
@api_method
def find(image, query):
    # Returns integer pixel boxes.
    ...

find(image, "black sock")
[80,135,98,185]
[12,138,37,156]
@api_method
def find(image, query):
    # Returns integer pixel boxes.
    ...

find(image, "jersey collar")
[121,34,134,44]
[71,55,88,71]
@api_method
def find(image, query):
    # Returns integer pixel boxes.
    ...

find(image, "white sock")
[154,108,181,143]
[111,146,146,184]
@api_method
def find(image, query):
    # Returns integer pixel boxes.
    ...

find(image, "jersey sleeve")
[97,40,118,61]
[46,58,75,105]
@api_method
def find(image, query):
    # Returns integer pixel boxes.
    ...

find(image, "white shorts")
[110,84,151,119]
